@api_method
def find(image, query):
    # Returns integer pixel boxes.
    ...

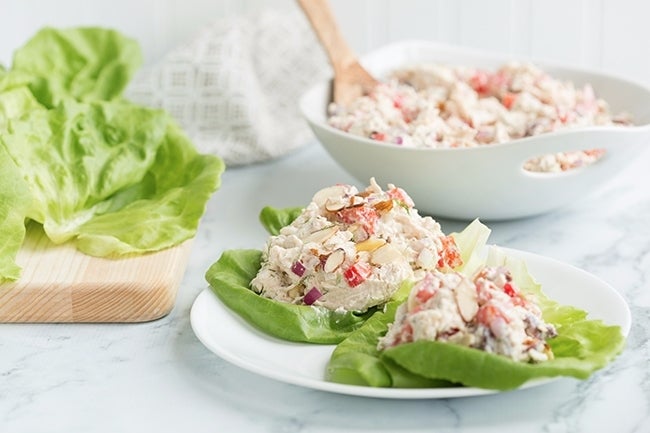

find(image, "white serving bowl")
[300,40,650,220]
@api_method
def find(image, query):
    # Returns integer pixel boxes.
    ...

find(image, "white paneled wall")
[2,0,649,85]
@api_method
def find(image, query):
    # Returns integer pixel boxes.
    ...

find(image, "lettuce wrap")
[205,249,377,344]
[327,222,627,390]
[205,206,377,344]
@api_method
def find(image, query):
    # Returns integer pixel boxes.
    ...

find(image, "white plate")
[190,248,631,399]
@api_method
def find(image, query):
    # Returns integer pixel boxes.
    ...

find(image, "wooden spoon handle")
[296,0,357,73]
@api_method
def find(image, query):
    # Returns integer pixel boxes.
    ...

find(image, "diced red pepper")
[502,92,517,109]
[414,271,436,303]
[343,262,372,287]
[502,282,527,306]
[416,287,436,304]
[370,131,386,141]
[476,304,509,326]
[337,206,379,235]
[470,70,490,96]
[394,322,413,345]
[436,235,462,269]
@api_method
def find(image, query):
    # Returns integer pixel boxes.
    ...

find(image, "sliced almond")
[324,248,346,273]
[304,226,338,244]
[370,243,402,265]
[311,185,349,208]
[373,199,393,213]
[355,238,386,252]
[349,195,365,207]
[454,279,479,322]
[324,199,346,212]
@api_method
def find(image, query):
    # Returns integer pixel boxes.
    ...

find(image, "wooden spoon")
[297,0,379,107]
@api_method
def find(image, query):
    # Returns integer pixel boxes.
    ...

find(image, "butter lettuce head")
[0,27,224,282]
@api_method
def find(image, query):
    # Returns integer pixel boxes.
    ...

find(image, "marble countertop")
[2,142,649,433]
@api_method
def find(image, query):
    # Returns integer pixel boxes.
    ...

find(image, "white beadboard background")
[2,0,650,86]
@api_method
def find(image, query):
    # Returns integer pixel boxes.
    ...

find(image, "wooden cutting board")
[0,226,193,323]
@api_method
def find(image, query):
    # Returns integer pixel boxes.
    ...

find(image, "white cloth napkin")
[127,10,329,166]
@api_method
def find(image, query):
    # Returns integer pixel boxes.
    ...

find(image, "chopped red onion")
[303,287,322,305]
[291,261,306,277]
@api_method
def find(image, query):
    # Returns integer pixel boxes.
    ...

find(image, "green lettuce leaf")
[0,70,42,130]
[0,65,40,281]
[75,121,225,256]
[2,100,168,242]
[11,27,141,107]
[1,101,223,256]
[259,206,304,235]
[0,146,32,281]
[205,249,375,344]
[327,223,626,390]
[326,281,455,388]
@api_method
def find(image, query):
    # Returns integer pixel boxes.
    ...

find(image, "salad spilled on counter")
[378,266,557,363]
[251,178,461,312]
[327,62,631,172]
